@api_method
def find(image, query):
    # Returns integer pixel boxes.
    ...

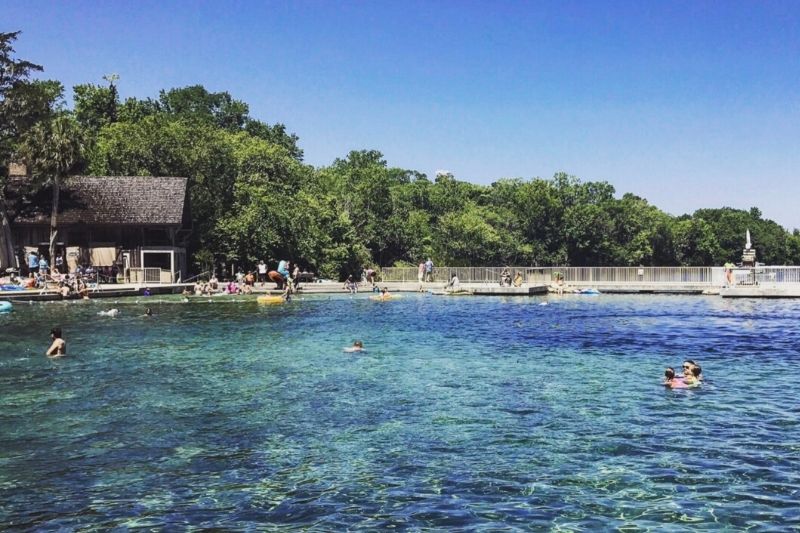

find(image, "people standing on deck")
[46,327,66,357]
[257,260,267,285]
[425,258,434,282]
[418,262,425,291]
[292,263,301,291]
[28,250,39,275]
[365,267,376,287]
[277,259,290,283]
[38,255,49,276]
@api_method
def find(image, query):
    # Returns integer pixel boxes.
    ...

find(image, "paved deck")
[4,280,800,301]
[720,285,800,298]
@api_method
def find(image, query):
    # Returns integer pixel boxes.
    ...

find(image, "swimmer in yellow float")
[371,287,393,301]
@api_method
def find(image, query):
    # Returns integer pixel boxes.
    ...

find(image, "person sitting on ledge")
[446,273,460,292]
[343,275,358,294]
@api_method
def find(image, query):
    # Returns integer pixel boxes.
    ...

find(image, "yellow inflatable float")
[257,295,285,305]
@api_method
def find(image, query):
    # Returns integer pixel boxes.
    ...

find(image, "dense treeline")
[2,31,800,277]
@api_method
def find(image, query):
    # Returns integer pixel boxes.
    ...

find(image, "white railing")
[380,266,800,286]
[381,266,719,285]
[126,268,172,284]
[733,266,800,286]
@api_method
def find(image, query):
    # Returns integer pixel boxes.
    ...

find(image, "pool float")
[576,288,600,295]
[0,301,12,313]
[370,294,400,301]
[257,295,285,305]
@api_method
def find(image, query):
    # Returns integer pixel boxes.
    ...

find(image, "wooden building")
[8,174,191,282]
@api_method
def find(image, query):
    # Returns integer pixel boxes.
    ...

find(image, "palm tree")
[18,115,85,268]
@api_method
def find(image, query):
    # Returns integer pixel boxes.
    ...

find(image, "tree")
[73,76,119,133]
[0,31,45,269]
[18,115,85,265]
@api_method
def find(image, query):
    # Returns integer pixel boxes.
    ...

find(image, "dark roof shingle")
[11,176,188,226]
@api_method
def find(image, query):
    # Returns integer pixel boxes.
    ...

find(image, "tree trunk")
[0,201,16,270]
[49,175,59,272]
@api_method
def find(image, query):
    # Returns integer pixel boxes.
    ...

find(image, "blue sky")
[6,0,800,228]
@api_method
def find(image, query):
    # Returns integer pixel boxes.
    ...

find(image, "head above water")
[50,327,62,339]
[664,367,675,380]
[354,340,363,348]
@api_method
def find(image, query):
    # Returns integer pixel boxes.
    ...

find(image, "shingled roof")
[11,176,189,226]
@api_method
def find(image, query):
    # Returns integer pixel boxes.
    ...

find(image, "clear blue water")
[1,294,799,530]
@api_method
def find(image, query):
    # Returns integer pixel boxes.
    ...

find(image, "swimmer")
[98,309,120,317]
[663,367,687,388]
[144,307,153,317]
[683,360,703,381]
[378,287,391,300]
[46,327,67,357]
[344,340,364,353]
[683,365,702,387]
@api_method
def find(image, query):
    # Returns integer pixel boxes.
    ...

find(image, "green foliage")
[73,81,118,132]
[6,31,800,276]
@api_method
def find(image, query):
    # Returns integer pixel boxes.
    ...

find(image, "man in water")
[344,340,364,353]
[46,327,66,357]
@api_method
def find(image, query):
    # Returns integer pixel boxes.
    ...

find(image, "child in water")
[663,367,687,388]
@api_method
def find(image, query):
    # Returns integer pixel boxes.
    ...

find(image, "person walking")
[425,258,434,282]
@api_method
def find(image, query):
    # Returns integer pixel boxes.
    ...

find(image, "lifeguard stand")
[741,229,757,285]
[742,229,756,268]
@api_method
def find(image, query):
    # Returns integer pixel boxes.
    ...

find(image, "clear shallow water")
[1,294,799,530]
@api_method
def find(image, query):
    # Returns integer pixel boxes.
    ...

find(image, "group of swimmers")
[664,360,704,388]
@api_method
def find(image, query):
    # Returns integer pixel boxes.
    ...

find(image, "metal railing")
[383,266,726,286]
[125,267,172,284]
[382,265,800,286]
[733,266,800,286]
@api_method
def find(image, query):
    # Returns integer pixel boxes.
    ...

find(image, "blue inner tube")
[0,301,12,313]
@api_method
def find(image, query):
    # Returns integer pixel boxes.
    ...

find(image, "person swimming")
[663,367,687,388]
[683,360,704,381]
[344,340,364,353]
[98,309,120,317]
[46,327,67,357]
[144,307,153,317]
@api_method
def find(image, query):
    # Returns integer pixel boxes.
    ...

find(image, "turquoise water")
[1,294,799,530]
